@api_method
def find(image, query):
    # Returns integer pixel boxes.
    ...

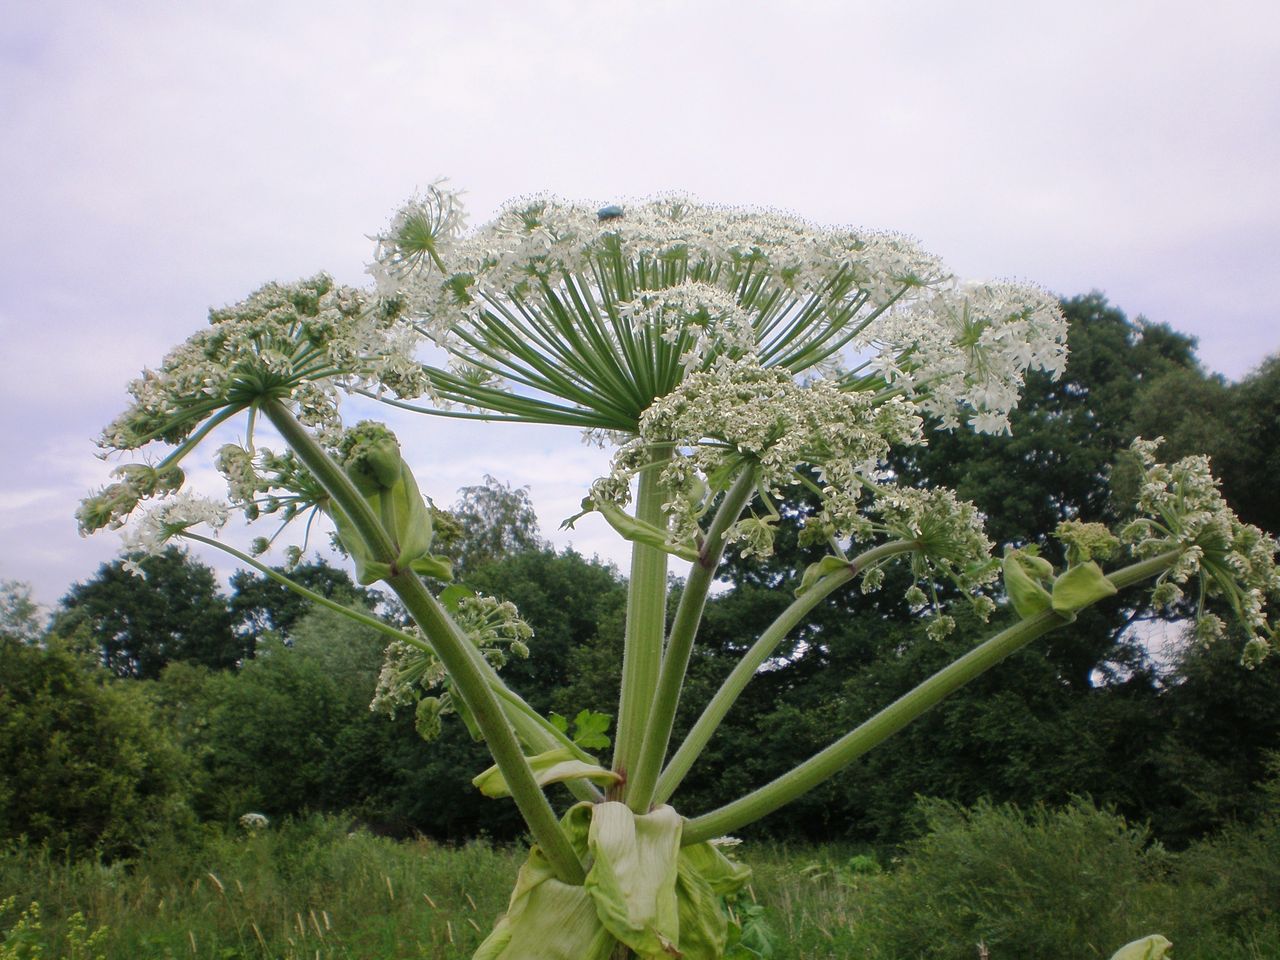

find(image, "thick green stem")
[655,540,917,804]
[613,447,672,792]
[627,467,758,812]
[260,399,585,883]
[681,550,1183,844]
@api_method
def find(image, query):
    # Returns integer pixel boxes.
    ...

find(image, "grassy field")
[2,807,1276,960]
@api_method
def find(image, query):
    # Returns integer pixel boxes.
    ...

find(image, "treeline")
[2,293,1278,861]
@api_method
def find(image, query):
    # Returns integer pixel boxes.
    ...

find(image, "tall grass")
[2,806,1276,960]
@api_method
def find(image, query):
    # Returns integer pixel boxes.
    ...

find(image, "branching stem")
[260,398,585,883]
[681,549,1184,843]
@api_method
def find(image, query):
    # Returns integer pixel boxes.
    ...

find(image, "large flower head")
[369,192,1066,435]
[83,275,424,536]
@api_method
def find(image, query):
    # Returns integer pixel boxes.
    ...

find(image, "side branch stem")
[627,467,758,812]
[681,549,1183,844]
[181,530,601,799]
[260,399,585,883]
[655,539,917,804]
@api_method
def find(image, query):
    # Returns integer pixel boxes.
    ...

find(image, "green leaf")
[795,556,850,598]
[473,844,614,960]
[473,748,620,798]
[1050,560,1118,616]
[1107,934,1173,960]
[548,712,570,734]
[438,584,474,611]
[1002,551,1053,619]
[410,554,453,581]
[572,709,612,750]
[584,802,682,958]
[673,842,753,960]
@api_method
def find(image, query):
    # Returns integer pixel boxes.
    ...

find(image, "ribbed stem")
[655,540,917,804]
[613,448,672,793]
[627,467,758,812]
[260,399,585,883]
[681,549,1184,843]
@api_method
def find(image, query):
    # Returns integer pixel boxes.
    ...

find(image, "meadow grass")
[2,810,1276,960]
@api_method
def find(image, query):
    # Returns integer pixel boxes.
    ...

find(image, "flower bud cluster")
[1121,438,1279,664]
[370,595,534,740]
[76,464,184,535]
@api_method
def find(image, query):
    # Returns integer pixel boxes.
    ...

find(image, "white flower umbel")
[368,192,1066,438]
[119,492,229,559]
[1122,438,1280,664]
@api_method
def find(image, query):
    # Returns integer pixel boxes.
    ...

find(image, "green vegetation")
[5,290,1278,958]
[2,801,1276,959]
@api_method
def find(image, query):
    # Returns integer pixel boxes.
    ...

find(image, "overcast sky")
[2,1,1277,610]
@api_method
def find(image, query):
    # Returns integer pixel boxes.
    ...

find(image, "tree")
[0,638,192,857]
[447,475,544,576]
[0,581,42,642]
[228,556,377,646]
[53,547,242,679]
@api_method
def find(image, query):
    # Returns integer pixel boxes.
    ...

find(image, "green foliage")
[0,898,108,960]
[53,547,242,679]
[447,475,544,576]
[846,798,1171,960]
[0,582,42,643]
[0,640,192,858]
[228,557,377,644]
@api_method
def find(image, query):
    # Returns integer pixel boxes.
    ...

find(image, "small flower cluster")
[117,491,229,561]
[591,357,923,555]
[370,594,533,740]
[866,485,996,586]
[99,274,422,455]
[872,282,1069,433]
[369,179,468,292]
[1121,439,1279,664]
[615,281,758,371]
[76,463,184,535]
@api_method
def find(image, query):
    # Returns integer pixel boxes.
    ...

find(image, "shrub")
[848,798,1171,960]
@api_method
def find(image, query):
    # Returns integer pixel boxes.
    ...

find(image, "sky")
[1,0,1278,611]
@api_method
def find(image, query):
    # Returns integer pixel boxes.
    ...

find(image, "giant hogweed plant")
[81,185,1278,959]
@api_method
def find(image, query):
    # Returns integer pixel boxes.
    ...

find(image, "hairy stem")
[613,446,672,793]
[655,540,917,804]
[681,549,1183,844]
[260,399,585,883]
[627,467,758,812]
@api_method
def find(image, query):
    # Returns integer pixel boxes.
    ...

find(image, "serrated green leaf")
[473,748,620,798]
[572,709,612,750]
[548,712,570,734]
